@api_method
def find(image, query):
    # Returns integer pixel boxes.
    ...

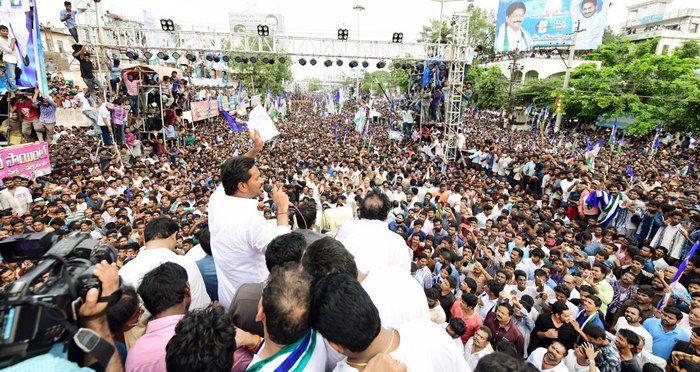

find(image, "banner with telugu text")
[495,0,609,52]
[0,141,52,180]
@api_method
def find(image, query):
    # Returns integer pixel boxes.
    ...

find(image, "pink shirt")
[125,314,183,372]
[450,300,483,344]
[125,78,141,96]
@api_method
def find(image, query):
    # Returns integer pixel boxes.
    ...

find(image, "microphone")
[263,184,306,227]
[263,184,273,195]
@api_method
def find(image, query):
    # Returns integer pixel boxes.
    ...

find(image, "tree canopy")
[467,38,700,135]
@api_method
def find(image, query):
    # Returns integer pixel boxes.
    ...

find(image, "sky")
[36,0,698,81]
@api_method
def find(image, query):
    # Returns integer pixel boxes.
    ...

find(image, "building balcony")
[626,28,700,42]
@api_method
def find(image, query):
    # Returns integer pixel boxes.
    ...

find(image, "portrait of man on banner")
[495,1,533,52]
[571,0,608,50]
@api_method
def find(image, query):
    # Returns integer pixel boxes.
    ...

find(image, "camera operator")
[5,260,124,372]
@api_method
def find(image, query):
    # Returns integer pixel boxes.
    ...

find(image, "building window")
[56,40,65,53]
[691,23,699,33]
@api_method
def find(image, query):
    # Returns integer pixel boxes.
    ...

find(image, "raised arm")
[243,129,263,158]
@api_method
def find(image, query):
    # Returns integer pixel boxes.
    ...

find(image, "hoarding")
[495,0,609,52]
[0,142,52,181]
[191,100,220,121]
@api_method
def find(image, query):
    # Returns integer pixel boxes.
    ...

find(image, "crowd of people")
[0,83,698,372]
[0,2,698,371]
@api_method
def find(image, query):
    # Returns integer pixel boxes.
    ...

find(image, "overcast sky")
[36,0,698,81]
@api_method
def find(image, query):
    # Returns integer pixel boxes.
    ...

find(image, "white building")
[485,57,601,84]
[624,0,700,54]
[229,12,285,35]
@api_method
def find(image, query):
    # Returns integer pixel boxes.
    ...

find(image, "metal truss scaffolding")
[79,25,475,63]
[443,11,472,163]
[79,22,475,164]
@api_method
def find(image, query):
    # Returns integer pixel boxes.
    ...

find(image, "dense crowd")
[1,2,699,371]
[0,84,698,372]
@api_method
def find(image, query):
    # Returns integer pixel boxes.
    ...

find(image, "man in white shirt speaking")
[208,130,291,309]
[335,190,411,274]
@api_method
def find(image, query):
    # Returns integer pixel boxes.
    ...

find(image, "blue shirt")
[4,344,93,371]
[433,261,460,287]
[60,9,77,29]
[196,255,219,301]
[642,317,690,360]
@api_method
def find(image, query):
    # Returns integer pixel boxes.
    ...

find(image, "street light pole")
[353,3,365,101]
[431,0,463,43]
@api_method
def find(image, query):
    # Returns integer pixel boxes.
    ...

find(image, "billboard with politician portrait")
[494,0,609,52]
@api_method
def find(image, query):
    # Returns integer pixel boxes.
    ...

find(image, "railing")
[626,8,700,28]
[626,28,697,41]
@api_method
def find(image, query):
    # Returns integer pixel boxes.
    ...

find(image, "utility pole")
[505,49,521,128]
[554,21,584,133]
[353,3,365,101]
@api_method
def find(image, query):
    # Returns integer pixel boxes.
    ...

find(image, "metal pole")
[505,51,519,128]
[554,21,581,133]
[93,1,107,101]
[353,4,364,101]
[438,1,444,43]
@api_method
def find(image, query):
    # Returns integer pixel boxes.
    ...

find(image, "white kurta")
[207,186,290,309]
[335,219,411,274]
[119,247,211,310]
[333,319,470,372]
[464,338,494,371]
[248,330,330,371]
[362,267,430,329]
[0,187,32,216]
[527,347,568,372]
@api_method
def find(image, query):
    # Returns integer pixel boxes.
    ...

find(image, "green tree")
[514,77,562,108]
[560,38,700,135]
[360,70,391,94]
[388,60,411,94]
[465,4,496,56]
[418,5,495,50]
[418,19,453,44]
[466,65,508,109]
[223,36,293,95]
[307,78,322,92]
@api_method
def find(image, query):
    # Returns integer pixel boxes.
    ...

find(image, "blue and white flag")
[657,240,699,310]
[221,109,247,131]
[609,118,618,144]
[651,122,662,154]
[626,166,634,182]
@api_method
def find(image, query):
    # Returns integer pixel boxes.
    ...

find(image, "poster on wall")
[0,1,48,94]
[495,0,609,52]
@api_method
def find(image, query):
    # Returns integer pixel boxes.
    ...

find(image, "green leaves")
[467,65,509,109]
[563,38,700,135]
